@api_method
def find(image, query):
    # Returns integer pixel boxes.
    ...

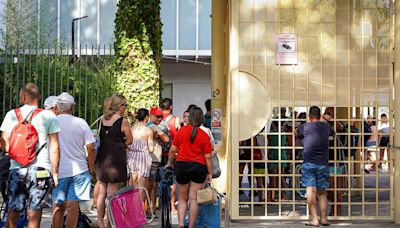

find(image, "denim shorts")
[301,163,330,190]
[8,167,53,212]
[52,171,91,205]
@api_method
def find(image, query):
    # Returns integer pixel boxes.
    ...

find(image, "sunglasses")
[157,115,163,118]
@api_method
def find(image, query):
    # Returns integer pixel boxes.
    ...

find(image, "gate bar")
[394,0,400,224]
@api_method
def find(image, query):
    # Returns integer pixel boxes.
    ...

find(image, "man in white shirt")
[51,92,96,228]
[0,83,60,228]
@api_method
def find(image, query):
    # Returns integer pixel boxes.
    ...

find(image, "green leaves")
[113,0,162,117]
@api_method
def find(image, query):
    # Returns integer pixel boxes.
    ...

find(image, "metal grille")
[231,0,393,220]
[0,45,115,125]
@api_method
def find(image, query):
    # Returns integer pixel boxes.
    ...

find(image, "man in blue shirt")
[297,106,333,227]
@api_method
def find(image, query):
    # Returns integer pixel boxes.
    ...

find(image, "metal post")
[71,16,88,64]
[211,0,228,193]
[394,0,400,224]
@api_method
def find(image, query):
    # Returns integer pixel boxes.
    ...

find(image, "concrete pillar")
[211,0,228,193]
[393,0,400,224]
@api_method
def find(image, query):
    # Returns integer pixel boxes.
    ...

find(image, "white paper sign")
[276,33,297,65]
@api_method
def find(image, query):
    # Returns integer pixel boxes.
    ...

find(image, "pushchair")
[158,167,174,228]
[0,152,28,228]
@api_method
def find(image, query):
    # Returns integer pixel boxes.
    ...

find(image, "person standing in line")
[366,115,378,171]
[204,99,212,129]
[181,110,190,127]
[378,113,390,169]
[128,109,154,201]
[95,94,133,228]
[43,95,59,115]
[51,92,96,228]
[166,107,212,228]
[146,107,170,213]
[92,97,111,210]
[296,106,333,227]
[160,98,181,214]
[1,83,61,228]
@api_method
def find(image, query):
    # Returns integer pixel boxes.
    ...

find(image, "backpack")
[8,108,45,166]
[159,115,174,156]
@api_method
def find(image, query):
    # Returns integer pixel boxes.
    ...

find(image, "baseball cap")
[43,96,58,110]
[150,107,163,117]
[57,92,75,104]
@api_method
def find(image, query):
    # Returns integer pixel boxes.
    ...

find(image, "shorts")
[380,137,389,147]
[366,141,376,147]
[301,163,330,190]
[8,167,53,212]
[149,163,160,182]
[52,171,91,205]
[253,163,265,174]
[175,161,207,184]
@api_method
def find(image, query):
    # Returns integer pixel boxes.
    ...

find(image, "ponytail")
[190,126,198,143]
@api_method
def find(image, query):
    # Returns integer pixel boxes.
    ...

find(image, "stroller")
[0,152,28,228]
[158,167,174,228]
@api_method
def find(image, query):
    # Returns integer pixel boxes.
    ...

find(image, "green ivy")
[113,0,162,115]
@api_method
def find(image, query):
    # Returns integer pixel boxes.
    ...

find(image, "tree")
[113,0,162,115]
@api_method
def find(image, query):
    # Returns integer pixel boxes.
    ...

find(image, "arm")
[86,143,96,175]
[167,144,178,166]
[175,117,181,130]
[49,133,60,187]
[147,128,154,153]
[122,118,133,146]
[205,153,212,183]
[159,132,169,143]
[1,132,9,152]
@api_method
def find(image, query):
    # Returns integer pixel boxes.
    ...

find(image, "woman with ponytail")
[95,94,133,228]
[166,107,212,228]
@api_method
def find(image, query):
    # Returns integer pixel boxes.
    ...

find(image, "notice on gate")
[276,33,297,65]
[211,108,223,145]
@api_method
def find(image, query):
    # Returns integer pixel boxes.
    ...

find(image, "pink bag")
[106,186,154,228]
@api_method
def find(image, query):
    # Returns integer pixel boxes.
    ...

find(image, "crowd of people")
[0,82,214,228]
[239,106,391,221]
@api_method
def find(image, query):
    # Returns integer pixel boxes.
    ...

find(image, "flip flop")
[320,223,330,226]
[305,223,320,227]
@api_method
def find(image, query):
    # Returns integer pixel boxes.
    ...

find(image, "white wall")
[161,61,211,120]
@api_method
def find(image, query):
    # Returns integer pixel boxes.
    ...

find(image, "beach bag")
[106,186,154,228]
[8,108,45,166]
[185,194,225,228]
[212,151,221,178]
[197,184,218,205]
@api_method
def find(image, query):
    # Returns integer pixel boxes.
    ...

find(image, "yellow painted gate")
[228,0,394,220]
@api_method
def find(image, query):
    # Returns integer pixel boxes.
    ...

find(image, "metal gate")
[0,44,114,125]
[230,0,393,220]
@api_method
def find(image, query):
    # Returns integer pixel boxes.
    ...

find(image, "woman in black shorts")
[166,107,212,228]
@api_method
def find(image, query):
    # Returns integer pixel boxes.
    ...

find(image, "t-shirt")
[56,114,95,178]
[147,122,165,162]
[297,121,334,165]
[204,113,211,129]
[0,105,61,170]
[172,125,212,165]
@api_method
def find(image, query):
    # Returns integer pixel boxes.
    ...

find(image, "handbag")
[197,184,218,205]
[212,151,221,178]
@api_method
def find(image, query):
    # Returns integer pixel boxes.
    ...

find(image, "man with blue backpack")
[0,83,61,228]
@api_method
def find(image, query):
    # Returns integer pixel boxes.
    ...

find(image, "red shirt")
[172,125,212,165]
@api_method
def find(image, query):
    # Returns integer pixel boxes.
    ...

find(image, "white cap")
[57,92,75,104]
[43,96,58,110]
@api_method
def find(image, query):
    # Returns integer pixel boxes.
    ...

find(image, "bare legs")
[306,187,328,226]
[6,209,42,228]
[176,182,203,228]
[52,201,79,228]
[97,181,120,228]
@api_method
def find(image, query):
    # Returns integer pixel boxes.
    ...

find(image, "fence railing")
[0,44,115,126]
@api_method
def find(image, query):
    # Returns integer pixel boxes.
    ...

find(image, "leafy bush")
[113,0,162,115]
